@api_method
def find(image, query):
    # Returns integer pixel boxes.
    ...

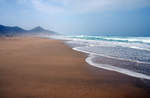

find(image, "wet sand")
[0,37,150,98]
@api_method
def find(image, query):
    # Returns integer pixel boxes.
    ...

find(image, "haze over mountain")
[0,24,56,36]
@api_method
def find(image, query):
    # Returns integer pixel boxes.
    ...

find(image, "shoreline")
[64,38,150,81]
[0,37,150,98]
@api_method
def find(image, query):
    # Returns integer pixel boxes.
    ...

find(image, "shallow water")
[50,35,150,80]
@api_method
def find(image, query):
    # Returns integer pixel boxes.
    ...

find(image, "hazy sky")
[0,0,150,35]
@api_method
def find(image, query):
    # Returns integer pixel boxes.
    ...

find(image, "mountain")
[0,25,26,36]
[29,26,56,34]
[0,25,56,36]
[30,26,48,32]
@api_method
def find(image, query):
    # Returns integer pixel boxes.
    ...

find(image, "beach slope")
[0,37,149,98]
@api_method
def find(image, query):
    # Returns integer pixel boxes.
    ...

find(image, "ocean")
[50,35,150,80]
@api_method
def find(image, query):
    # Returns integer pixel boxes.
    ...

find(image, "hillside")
[0,25,56,36]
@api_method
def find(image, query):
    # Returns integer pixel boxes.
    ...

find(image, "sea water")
[50,35,150,80]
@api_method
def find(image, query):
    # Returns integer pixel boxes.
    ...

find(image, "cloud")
[17,0,150,13]
[31,0,65,13]
[72,0,150,12]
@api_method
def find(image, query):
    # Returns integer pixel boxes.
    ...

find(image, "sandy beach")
[0,37,150,98]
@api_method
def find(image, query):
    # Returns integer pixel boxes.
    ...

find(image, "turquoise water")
[69,35,150,44]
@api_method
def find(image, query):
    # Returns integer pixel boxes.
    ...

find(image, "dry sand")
[0,37,150,98]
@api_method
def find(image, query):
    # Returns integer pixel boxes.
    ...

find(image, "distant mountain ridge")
[0,24,56,36]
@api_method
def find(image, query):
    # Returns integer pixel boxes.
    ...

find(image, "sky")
[0,0,150,35]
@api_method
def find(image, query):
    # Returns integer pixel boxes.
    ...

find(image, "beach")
[0,37,150,98]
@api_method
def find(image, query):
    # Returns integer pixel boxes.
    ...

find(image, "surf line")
[73,47,150,80]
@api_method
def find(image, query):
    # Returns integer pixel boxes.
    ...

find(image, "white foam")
[73,47,150,65]
[103,37,150,43]
[86,55,150,80]
[68,35,150,43]
[70,38,150,51]
[73,47,150,80]
[50,35,150,51]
